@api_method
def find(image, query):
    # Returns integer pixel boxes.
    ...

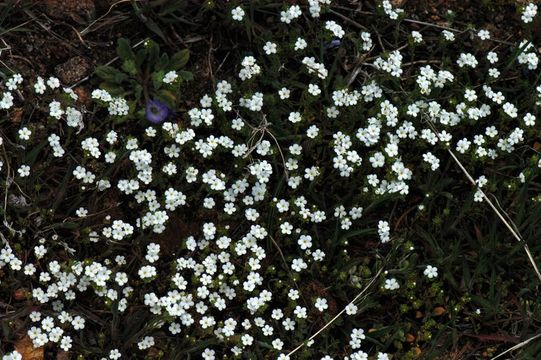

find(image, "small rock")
[55,56,92,85]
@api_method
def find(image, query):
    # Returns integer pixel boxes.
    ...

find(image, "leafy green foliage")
[95,38,192,111]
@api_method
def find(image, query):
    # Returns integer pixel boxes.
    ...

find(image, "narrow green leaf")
[170,49,190,69]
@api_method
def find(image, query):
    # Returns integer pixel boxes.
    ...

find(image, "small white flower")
[477,29,490,40]
[231,6,245,21]
[263,41,277,55]
[424,265,438,279]
[294,37,308,51]
[314,298,328,312]
[308,84,321,96]
[18,127,32,141]
[384,278,400,290]
[288,111,302,124]
[345,303,358,315]
[163,71,178,84]
[18,165,30,177]
[411,31,423,43]
[278,87,290,100]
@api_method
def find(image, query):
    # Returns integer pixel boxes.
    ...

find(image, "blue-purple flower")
[324,39,341,50]
[145,98,170,124]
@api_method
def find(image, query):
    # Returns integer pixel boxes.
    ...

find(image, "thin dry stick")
[491,332,541,360]
[425,118,541,282]
[80,0,140,36]
[241,114,289,180]
[286,266,384,357]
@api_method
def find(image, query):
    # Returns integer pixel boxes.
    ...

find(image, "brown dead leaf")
[10,108,23,124]
[14,288,29,300]
[56,351,71,360]
[433,306,446,316]
[14,336,44,360]
[74,87,91,107]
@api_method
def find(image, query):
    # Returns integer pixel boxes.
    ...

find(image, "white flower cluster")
[325,20,345,38]
[381,0,404,19]
[280,5,302,24]
[239,56,261,81]
[91,89,129,116]
[374,50,403,77]
[522,3,538,23]
[517,40,539,70]
[1,1,540,359]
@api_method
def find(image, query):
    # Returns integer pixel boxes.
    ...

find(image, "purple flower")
[324,39,341,50]
[145,98,170,124]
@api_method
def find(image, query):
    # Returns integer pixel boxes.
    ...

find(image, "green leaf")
[147,40,160,68]
[134,84,143,102]
[121,59,138,76]
[116,37,135,62]
[170,49,190,69]
[135,48,147,69]
[178,70,193,81]
[23,139,47,164]
[144,18,167,42]
[158,53,169,71]
[158,89,177,106]
[98,82,125,97]
[95,65,128,84]
[152,70,165,90]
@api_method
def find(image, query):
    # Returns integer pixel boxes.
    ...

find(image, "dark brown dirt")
[45,0,95,23]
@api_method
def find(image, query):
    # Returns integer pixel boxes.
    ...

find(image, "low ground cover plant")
[1,1,541,359]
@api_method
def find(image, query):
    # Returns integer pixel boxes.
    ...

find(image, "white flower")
[522,3,538,23]
[294,37,308,51]
[263,41,277,55]
[291,258,307,272]
[442,30,455,41]
[384,278,400,290]
[34,77,46,94]
[325,20,345,38]
[17,165,30,177]
[477,29,490,40]
[411,31,423,43]
[308,83,321,96]
[231,6,245,21]
[424,265,438,279]
[278,87,290,99]
[487,51,499,63]
[139,265,157,279]
[345,303,358,315]
[288,111,302,124]
[315,298,328,311]
[47,76,60,89]
[18,127,31,140]
[378,220,390,243]
[163,71,178,84]
[71,316,85,330]
[457,53,478,68]
[503,102,518,118]
[523,112,536,126]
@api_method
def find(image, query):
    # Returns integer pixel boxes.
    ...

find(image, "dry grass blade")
[285,266,384,357]
[425,118,541,282]
[490,332,541,359]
